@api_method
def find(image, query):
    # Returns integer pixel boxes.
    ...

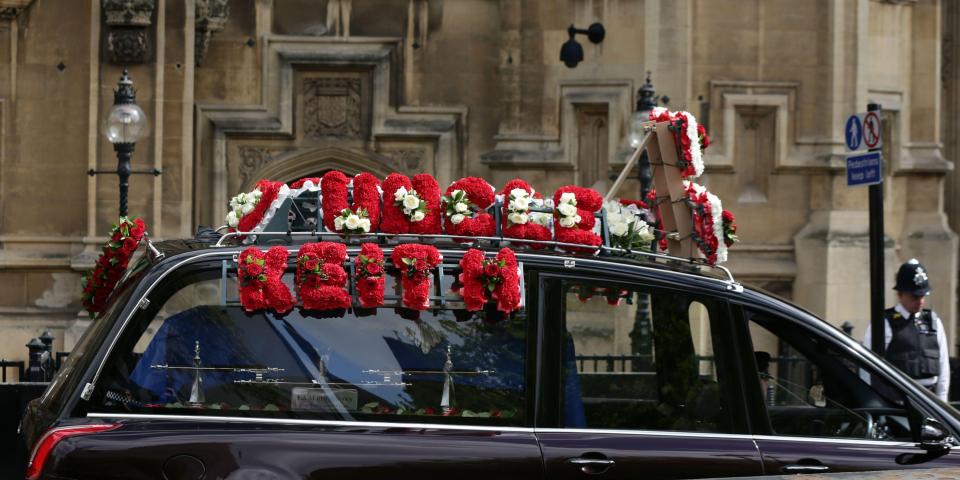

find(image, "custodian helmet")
[894,259,932,296]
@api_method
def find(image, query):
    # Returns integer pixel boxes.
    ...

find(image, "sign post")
[866,104,884,356]
[844,105,884,356]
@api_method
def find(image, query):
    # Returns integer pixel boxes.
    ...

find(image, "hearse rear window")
[91,259,529,426]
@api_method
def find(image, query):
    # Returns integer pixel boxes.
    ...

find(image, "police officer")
[863,259,950,401]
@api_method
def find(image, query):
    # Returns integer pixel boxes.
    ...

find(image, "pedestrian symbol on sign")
[845,115,862,151]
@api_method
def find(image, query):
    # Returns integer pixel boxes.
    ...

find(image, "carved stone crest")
[102,0,155,64]
[380,148,427,172]
[303,78,362,139]
[237,146,289,183]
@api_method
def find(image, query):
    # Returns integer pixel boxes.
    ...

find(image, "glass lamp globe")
[103,103,148,144]
[628,109,650,148]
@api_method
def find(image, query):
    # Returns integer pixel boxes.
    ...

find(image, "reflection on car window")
[746,308,917,441]
[93,264,528,426]
[559,280,733,433]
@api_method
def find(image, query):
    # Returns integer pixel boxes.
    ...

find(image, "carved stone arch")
[239,146,394,191]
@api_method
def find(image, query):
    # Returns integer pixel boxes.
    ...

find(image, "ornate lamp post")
[89,69,156,218]
[627,73,668,202]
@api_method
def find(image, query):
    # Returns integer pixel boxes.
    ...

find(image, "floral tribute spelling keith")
[443,177,496,239]
[649,107,710,180]
[82,217,147,317]
[501,178,551,246]
[381,173,442,234]
[356,243,386,308]
[321,170,381,235]
[553,186,604,253]
[237,246,295,314]
[391,244,442,310]
[296,242,350,311]
[457,248,521,314]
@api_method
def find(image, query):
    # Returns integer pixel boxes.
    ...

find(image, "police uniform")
[863,259,950,401]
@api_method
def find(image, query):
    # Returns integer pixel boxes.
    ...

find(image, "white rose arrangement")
[506,188,532,226]
[334,207,372,234]
[393,186,427,222]
[225,188,263,228]
[442,189,475,225]
[604,201,655,251]
[556,192,582,229]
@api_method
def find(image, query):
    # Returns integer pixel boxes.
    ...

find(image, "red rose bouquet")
[501,179,551,247]
[321,170,381,235]
[457,248,521,314]
[391,244,441,310]
[238,246,294,313]
[381,173,442,234]
[553,185,603,253]
[443,177,496,239]
[296,242,350,311]
[82,217,147,317]
[356,243,386,308]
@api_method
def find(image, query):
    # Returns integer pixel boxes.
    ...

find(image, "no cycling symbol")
[862,111,882,149]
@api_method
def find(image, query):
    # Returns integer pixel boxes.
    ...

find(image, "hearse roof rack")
[212,230,736,285]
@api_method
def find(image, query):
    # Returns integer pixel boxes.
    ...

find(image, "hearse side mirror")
[919,417,953,453]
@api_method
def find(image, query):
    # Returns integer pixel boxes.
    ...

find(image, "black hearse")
[18,206,960,479]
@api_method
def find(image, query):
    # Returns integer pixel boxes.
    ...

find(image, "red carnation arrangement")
[356,243,386,308]
[238,246,295,313]
[82,217,147,317]
[320,170,381,234]
[290,177,322,190]
[501,179,551,247]
[553,186,603,253]
[236,180,286,233]
[443,177,496,239]
[457,248,521,314]
[649,107,707,179]
[381,173,442,234]
[296,242,350,311]
[391,244,442,310]
[684,182,731,265]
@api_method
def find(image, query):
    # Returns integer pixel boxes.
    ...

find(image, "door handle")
[567,454,615,474]
[781,464,829,473]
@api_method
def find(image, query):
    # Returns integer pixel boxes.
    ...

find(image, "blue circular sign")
[845,115,863,151]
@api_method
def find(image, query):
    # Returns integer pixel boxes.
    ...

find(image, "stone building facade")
[0,0,957,369]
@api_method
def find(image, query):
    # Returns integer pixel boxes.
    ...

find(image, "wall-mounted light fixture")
[559,23,605,68]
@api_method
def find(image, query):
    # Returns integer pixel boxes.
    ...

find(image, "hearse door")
[738,305,960,474]
[536,276,764,479]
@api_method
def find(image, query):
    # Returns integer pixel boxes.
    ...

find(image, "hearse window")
[559,280,734,433]
[91,261,529,427]
[746,308,918,441]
